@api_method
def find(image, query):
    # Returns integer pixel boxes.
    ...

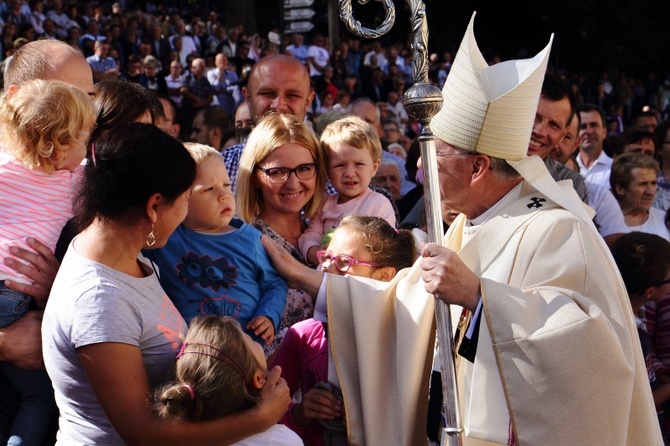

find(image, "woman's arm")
[78,342,290,446]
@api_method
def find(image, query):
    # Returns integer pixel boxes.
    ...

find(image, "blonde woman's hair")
[153,316,262,421]
[0,79,95,172]
[320,114,382,165]
[236,113,326,222]
[183,142,221,165]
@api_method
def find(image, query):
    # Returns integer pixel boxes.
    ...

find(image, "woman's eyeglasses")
[256,163,317,183]
[316,250,381,273]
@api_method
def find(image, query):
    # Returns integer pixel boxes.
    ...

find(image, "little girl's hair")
[183,142,221,165]
[320,114,382,164]
[153,316,262,421]
[0,79,95,172]
[338,215,416,272]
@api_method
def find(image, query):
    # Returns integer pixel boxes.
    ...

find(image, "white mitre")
[431,11,595,224]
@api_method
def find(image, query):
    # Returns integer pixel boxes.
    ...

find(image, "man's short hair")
[577,103,607,128]
[541,74,577,126]
[611,232,670,295]
[196,106,230,132]
[5,40,84,87]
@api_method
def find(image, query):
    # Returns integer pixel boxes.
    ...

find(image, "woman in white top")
[611,152,669,240]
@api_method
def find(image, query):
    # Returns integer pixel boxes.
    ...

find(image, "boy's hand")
[247,316,275,345]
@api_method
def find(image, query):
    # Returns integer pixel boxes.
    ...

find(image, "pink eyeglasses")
[316,250,382,273]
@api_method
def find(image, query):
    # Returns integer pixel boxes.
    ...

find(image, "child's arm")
[251,236,289,344]
[298,198,330,264]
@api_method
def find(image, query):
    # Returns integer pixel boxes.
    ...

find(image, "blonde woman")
[236,113,326,360]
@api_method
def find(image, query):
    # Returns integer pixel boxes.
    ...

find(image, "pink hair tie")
[176,342,188,359]
[183,384,195,400]
[90,143,96,166]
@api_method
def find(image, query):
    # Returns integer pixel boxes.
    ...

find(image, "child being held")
[611,231,670,440]
[145,143,287,347]
[298,115,396,266]
[0,79,95,446]
[154,315,301,445]
[275,216,415,445]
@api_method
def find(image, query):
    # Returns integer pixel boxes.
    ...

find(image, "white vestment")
[326,180,662,446]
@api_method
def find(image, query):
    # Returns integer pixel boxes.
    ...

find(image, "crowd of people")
[0,1,669,445]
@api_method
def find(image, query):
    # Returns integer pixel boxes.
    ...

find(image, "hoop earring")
[145,223,156,247]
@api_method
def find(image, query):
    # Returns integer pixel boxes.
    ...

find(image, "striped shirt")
[0,153,81,283]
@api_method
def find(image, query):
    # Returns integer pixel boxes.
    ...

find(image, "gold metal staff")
[338,1,463,444]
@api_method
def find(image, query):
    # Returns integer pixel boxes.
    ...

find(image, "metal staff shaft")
[338,1,463,444]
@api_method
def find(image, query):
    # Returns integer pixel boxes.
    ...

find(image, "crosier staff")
[338,1,463,444]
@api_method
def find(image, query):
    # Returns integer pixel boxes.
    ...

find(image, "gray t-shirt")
[43,239,187,445]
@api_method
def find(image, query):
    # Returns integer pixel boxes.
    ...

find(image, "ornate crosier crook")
[338,1,463,444]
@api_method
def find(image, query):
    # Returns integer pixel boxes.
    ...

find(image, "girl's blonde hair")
[235,113,326,222]
[153,316,262,421]
[183,142,221,165]
[0,79,95,172]
[320,114,382,165]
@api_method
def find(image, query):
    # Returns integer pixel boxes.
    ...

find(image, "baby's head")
[183,142,235,233]
[0,79,95,172]
[318,215,415,280]
[153,316,267,421]
[320,115,381,202]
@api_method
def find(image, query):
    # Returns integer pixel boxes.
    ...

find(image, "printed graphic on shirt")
[199,294,241,319]
[157,294,185,351]
[176,252,237,291]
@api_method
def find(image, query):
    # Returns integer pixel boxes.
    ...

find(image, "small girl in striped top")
[0,78,95,446]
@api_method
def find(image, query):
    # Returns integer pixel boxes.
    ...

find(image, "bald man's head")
[6,40,94,94]
[243,54,314,123]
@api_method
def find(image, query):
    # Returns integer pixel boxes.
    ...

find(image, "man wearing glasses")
[262,13,661,445]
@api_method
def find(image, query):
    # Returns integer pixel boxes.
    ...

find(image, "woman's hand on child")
[256,365,291,427]
[293,387,343,426]
[261,235,324,297]
[247,315,275,345]
[4,237,60,307]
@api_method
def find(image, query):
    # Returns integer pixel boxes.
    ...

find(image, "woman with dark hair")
[53,78,165,261]
[91,78,162,143]
[42,123,289,445]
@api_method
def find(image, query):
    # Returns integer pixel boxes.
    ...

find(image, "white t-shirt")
[232,424,302,445]
[307,45,330,77]
[586,181,630,238]
[43,240,187,445]
[627,207,670,241]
